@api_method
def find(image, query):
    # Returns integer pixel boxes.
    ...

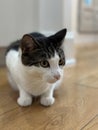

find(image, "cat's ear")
[48,28,67,47]
[20,34,37,53]
[54,28,67,42]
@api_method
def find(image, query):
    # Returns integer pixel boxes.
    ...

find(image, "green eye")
[40,60,49,68]
[59,59,65,65]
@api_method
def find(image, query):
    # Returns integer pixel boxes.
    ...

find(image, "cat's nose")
[54,74,60,80]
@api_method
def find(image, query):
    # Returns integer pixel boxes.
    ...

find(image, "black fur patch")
[6,29,67,67]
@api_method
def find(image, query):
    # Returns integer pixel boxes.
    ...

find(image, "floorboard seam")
[80,114,98,130]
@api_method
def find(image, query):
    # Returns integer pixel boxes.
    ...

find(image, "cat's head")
[20,29,67,83]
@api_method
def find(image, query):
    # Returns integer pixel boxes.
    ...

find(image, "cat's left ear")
[48,28,67,47]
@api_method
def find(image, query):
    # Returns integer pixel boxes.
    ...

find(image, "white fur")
[6,50,64,107]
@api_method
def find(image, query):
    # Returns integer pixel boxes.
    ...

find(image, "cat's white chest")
[19,73,50,96]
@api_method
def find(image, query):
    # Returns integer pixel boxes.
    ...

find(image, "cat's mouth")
[47,77,60,84]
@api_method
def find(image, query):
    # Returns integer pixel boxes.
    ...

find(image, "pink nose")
[54,74,60,80]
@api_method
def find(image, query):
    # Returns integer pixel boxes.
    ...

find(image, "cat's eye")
[40,60,49,68]
[59,59,65,66]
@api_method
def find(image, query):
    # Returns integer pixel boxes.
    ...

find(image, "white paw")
[40,97,55,106]
[17,97,32,107]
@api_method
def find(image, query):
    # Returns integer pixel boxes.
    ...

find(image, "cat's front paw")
[17,97,32,107]
[40,97,55,106]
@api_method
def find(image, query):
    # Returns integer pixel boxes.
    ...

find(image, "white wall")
[0,0,39,46]
[39,0,72,32]
[39,0,63,31]
[0,0,73,47]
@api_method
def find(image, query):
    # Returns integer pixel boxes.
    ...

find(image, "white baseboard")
[66,59,76,66]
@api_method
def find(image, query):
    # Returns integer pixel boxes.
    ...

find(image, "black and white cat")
[5,28,67,107]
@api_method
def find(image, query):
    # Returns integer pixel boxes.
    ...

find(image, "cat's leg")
[17,87,32,107]
[40,86,55,106]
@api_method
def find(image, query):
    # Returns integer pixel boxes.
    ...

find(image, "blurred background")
[0,0,98,66]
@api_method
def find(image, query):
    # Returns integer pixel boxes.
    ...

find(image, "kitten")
[5,28,67,107]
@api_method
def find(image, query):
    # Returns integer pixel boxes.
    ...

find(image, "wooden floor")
[0,45,98,130]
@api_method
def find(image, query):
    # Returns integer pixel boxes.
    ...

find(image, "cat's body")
[5,29,67,107]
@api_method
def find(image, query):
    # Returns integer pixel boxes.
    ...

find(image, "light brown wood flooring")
[0,45,98,130]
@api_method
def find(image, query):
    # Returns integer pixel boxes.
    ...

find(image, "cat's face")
[39,52,64,83]
[20,29,67,83]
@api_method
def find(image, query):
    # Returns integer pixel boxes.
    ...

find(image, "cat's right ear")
[20,34,37,53]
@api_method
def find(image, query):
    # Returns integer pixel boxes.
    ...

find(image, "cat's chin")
[47,79,59,84]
